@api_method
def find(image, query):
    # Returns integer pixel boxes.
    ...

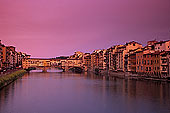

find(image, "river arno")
[0,71,170,113]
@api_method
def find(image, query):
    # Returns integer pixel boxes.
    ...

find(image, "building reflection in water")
[85,72,170,112]
[0,72,170,113]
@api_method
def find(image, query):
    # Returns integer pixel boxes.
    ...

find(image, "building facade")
[160,51,170,78]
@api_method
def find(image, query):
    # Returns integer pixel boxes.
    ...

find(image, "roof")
[117,45,126,49]
[160,51,170,55]
[135,48,143,53]
[27,58,53,60]
[126,41,142,45]
[6,46,16,48]
[148,40,157,42]
[143,51,160,55]
[155,40,170,44]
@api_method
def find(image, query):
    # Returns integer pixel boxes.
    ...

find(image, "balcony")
[161,63,168,66]
[161,70,168,74]
[161,57,167,60]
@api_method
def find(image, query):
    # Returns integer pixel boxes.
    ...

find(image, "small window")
[138,66,139,70]
[133,44,135,46]
[146,67,148,71]
[149,67,151,71]
[141,66,143,70]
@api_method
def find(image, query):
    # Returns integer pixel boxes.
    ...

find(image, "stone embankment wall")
[0,70,27,89]
[93,70,170,82]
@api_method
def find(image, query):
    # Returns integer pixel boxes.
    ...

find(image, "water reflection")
[47,69,63,73]
[0,72,170,113]
[30,70,43,72]
[30,69,63,73]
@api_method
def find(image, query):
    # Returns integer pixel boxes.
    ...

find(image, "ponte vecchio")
[22,58,84,72]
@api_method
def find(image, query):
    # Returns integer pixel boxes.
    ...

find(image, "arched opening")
[29,67,64,73]
[68,67,83,73]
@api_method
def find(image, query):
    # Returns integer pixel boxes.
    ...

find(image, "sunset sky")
[0,0,170,58]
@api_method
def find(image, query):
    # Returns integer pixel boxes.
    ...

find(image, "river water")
[0,71,170,113]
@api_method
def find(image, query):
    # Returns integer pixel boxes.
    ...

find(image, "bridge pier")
[65,67,69,72]
[42,67,47,72]
[68,67,84,73]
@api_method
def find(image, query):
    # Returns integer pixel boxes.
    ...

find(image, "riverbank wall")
[0,70,27,89]
[90,70,170,82]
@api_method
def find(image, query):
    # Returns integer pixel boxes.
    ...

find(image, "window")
[157,67,160,70]
[148,60,150,65]
[151,60,153,65]
[141,66,143,70]
[133,44,135,46]
[146,67,148,71]
[155,67,156,70]
[149,67,151,71]
[138,66,139,70]
[160,43,162,46]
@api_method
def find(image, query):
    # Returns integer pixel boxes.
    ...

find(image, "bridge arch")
[68,66,83,73]
[23,58,84,73]
[28,66,64,72]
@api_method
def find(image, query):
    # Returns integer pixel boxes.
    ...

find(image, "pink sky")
[0,0,170,58]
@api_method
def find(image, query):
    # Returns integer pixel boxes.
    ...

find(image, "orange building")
[0,40,3,70]
[136,49,144,74]
[160,51,170,78]
[91,50,100,71]
[83,53,91,71]
[143,51,161,77]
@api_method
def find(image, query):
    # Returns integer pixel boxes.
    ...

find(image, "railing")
[161,63,168,66]
[161,57,167,60]
[161,70,168,73]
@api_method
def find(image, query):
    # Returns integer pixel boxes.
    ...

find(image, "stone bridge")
[22,58,84,72]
